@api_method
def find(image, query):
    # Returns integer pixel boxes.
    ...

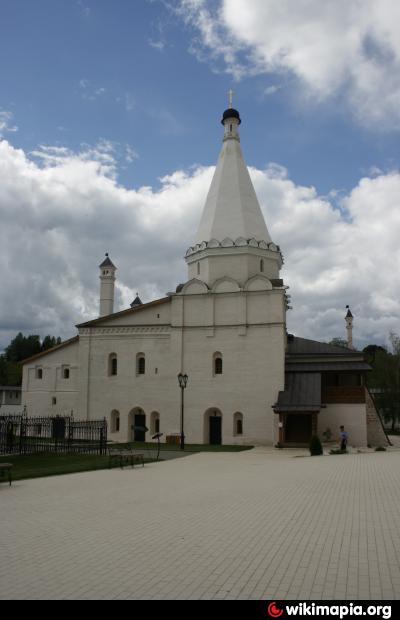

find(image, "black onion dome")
[221,108,241,125]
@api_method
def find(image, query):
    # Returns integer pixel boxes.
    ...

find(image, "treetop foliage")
[1,332,62,386]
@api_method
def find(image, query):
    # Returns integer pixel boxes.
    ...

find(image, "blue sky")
[1,0,400,350]
[2,0,398,193]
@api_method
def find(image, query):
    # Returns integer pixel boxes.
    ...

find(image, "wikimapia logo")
[266,602,392,620]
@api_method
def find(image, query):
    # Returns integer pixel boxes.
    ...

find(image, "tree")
[4,333,41,362]
[42,335,62,351]
[0,356,7,385]
[329,337,349,348]
[1,333,62,387]
[366,334,400,432]
[309,435,323,456]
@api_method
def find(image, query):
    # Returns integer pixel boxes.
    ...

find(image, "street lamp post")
[177,373,188,450]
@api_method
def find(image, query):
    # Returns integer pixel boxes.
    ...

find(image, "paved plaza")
[1,447,400,600]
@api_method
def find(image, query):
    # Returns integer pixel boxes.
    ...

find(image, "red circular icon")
[267,602,284,618]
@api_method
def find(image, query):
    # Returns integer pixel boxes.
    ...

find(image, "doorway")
[285,414,312,443]
[130,408,147,442]
[209,415,222,445]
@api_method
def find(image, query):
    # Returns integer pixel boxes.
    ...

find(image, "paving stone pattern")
[1,448,400,600]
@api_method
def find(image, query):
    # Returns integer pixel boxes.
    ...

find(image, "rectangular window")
[52,397,57,406]
[36,368,43,380]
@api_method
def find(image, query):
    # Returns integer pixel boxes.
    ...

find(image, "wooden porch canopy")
[274,372,321,413]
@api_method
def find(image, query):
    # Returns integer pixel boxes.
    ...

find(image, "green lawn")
[0,453,145,482]
[0,443,253,483]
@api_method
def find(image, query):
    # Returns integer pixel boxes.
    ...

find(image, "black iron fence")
[0,415,107,456]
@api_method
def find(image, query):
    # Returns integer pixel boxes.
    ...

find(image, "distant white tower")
[345,305,354,349]
[99,254,116,317]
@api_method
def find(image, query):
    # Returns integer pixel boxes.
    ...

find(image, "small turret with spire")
[130,293,143,308]
[99,253,116,317]
[345,305,354,349]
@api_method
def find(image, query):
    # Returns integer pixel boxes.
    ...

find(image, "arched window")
[150,411,160,435]
[136,353,145,375]
[234,412,243,436]
[260,259,264,273]
[111,410,120,433]
[213,352,223,375]
[108,353,118,376]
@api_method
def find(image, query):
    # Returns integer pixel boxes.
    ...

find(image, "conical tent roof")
[99,254,116,269]
[195,111,272,245]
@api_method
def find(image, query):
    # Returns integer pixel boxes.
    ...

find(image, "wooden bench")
[108,449,144,470]
[0,463,13,486]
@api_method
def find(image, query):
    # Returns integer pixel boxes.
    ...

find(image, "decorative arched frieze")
[244,275,273,292]
[185,237,282,257]
[235,236,248,246]
[181,279,209,295]
[212,276,241,294]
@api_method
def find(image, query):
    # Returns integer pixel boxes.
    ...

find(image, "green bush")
[309,435,323,456]
[330,448,348,455]
[375,446,386,452]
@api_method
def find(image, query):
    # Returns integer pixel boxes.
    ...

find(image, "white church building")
[21,105,388,448]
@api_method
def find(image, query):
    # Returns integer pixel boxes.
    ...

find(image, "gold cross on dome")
[228,89,235,108]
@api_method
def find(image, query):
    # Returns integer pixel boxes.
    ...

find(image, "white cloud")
[263,85,281,97]
[174,0,400,127]
[125,145,139,163]
[148,39,166,51]
[79,79,107,101]
[0,136,399,350]
[0,109,18,136]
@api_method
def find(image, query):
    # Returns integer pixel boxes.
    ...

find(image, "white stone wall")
[187,249,281,287]
[318,404,368,447]
[73,286,286,445]
[0,403,23,415]
[22,341,79,417]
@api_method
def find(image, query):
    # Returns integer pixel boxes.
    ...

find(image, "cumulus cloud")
[0,136,399,351]
[174,0,400,127]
